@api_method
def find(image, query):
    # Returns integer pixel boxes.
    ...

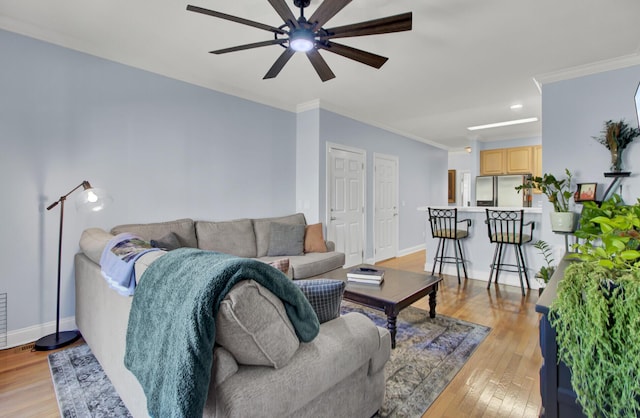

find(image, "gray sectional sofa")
[74,214,390,417]
[108,213,345,279]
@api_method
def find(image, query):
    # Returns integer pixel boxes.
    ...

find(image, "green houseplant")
[550,194,640,417]
[533,240,555,286]
[516,168,575,231]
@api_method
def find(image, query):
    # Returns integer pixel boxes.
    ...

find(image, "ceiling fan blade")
[211,39,287,54]
[267,0,299,28]
[321,12,412,39]
[264,48,296,79]
[187,5,286,35]
[317,41,388,68]
[306,49,336,82]
[308,0,352,30]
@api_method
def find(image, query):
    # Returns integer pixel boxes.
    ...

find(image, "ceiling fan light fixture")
[290,29,315,52]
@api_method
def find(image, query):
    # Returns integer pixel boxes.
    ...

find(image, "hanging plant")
[550,263,640,417]
[551,195,640,416]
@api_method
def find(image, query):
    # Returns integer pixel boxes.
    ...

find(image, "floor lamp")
[35,180,110,351]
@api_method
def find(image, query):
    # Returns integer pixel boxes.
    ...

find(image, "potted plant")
[533,240,555,293]
[516,168,575,232]
[550,194,640,417]
[592,119,640,172]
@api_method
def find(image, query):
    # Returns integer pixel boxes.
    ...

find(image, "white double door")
[326,145,398,267]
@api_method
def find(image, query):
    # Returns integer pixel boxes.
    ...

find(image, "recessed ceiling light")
[467,117,538,131]
[510,104,523,110]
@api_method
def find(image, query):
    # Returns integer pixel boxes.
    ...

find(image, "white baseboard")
[398,244,425,257]
[5,316,77,349]
[371,244,425,265]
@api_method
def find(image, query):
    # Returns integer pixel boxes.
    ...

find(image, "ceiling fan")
[186,0,412,82]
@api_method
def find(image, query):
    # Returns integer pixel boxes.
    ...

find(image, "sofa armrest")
[325,241,335,252]
[369,326,391,375]
[213,311,389,417]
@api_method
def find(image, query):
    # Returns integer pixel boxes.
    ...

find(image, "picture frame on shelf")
[575,183,597,202]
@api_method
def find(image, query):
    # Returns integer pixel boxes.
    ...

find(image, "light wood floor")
[0,251,541,418]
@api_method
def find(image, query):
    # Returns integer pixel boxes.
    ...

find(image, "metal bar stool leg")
[488,242,500,289]
[453,239,462,284]
[438,239,447,275]
[495,242,505,285]
[514,244,526,296]
[518,245,531,289]
[432,237,442,276]
[457,240,468,279]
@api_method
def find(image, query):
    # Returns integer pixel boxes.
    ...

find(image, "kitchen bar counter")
[417,205,542,214]
[417,206,544,289]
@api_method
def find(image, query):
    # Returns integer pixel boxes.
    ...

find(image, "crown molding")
[296,100,449,150]
[534,53,640,86]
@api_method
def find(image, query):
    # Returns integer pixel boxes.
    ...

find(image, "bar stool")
[428,208,471,284]
[484,209,535,296]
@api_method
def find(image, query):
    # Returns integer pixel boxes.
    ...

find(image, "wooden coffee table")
[316,264,443,349]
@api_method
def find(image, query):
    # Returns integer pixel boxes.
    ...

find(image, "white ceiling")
[2,0,640,149]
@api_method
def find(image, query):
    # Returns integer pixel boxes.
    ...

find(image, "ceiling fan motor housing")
[293,0,311,9]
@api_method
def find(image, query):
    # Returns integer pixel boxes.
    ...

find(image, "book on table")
[347,267,384,283]
[347,276,384,285]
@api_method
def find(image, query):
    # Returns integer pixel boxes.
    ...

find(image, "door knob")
[330,216,337,221]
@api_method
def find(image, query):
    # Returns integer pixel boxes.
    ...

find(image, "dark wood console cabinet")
[536,259,587,418]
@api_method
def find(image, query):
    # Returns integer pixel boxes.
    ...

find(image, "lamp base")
[34,330,81,351]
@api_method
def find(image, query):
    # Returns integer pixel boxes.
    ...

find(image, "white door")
[327,146,365,268]
[374,154,398,262]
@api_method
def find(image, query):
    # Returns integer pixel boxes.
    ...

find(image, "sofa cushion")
[111,218,197,248]
[286,252,346,279]
[304,223,327,253]
[253,213,306,257]
[79,228,115,265]
[150,232,182,251]
[216,280,299,368]
[267,222,305,257]
[293,279,345,323]
[196,219,257,258]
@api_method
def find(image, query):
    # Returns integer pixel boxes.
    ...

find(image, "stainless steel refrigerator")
[475,174,532,207]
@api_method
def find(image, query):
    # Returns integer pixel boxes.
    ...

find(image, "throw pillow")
[267,222,305,257]
[150,232,182,251]
[216,280,299,368]
[304,223,327,253]
[293,279,345,323]
[267,258,290,275]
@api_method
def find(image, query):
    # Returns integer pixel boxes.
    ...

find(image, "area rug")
[48,343,132,418]
[49,305,490,418]
[341,301,491,417]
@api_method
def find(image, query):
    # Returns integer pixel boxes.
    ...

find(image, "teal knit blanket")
[124,248,320,418]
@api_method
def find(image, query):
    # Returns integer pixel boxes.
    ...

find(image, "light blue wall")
[0,29,296,336]
[542,64,640,247]
[317,110,448,259]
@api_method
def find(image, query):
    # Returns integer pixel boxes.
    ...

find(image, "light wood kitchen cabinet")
[480,145,541,176]
[533,145,542,178]
[479,149,506,175]
[506,146,533,174]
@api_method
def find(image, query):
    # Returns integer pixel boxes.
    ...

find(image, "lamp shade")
[75,186,111,212]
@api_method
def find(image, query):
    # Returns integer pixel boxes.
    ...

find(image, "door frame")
[325,142,366,265]
[373,152,399,262]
